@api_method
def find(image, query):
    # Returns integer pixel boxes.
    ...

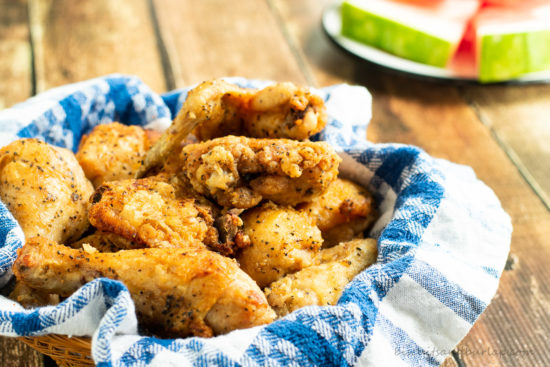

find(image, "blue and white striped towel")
[0,75,511,367]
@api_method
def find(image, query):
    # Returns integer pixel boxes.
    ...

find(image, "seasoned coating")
[0,138,93,243]
[213,209,251,256]
[265,238,378,316]
[138,80,240,176]
[139,80,327,175]
[76,122,160,187]
[298,178,377,247]
[193,80,327,141]
[180,136,341,208]
[88,178,214,250]
[13,237,276,337]
[9,280,60,308]
[70,231,140,252]
[237,203,323,288]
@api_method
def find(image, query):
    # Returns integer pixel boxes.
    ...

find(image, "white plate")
[322,2,550,84]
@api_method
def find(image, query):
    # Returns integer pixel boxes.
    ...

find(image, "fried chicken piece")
[138,80,326,176]
[180,136,341,208]
[265,238,378,316]
[9,280,60,308]
[298,178,377,247]
[88,178,215,250]
[70,231,140,252]
[0,139,93,243]
[193,80,327,141]
[237,202,323,288]
[76,122,160,187]
[213,209,251,256]
[138,80,241,177]
[14,237,276,337]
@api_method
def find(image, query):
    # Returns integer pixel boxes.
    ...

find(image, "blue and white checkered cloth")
[0,75,511,367]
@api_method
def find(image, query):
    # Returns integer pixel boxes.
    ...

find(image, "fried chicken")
[88,177,215,250]
[70,231,140,252]
[213,209,251,256]
[237,202,323,288]
[180,136,341,208]
[9,280,60,308]
[138,80,326,176]
[76,122,160,187]
[193,80,327,141]
[298,178,377,247]
[265,238,378,316]
[13,237,276,337]
[0,138,93,243]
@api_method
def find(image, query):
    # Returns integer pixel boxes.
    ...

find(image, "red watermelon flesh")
[449,19,477,77]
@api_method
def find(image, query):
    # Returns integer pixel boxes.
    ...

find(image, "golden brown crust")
[180,136,341,208]
[69,231,141,252]
[76,122,157,187]
[140,80,327,176]
[193,80,327,141]
[237,202,323,288]
[14,237,276,337]
[265,238,378,316]
[298,178,377,247]
[9,280,60,308]
[0,138,93,243]
[88,177,211,250]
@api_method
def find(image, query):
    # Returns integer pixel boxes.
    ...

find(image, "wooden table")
[1,1,549,366]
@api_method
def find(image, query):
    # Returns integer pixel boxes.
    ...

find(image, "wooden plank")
[30,0,167,92]
[0,0,32,108]
[152,0,307,88]
[441,356,460,367]
[0,336,44,367]
[268,0,356,87]
[272,1,550,366]
[461,85,550,209]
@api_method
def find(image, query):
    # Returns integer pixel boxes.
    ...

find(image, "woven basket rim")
[18,334,94,366]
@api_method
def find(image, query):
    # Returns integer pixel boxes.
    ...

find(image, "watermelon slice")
[340,0,479,67]
[475,4,550,82]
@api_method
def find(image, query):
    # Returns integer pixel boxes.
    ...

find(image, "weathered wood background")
[1,0,549,366]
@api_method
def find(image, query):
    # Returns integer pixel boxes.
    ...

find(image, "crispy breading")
[76,122,160,187]
[139,80,327,176]
[70,231,140,252]
[212,209,251,256]
[13,237,276,337]
[193,80,327,141]
[88,176,250,255]
[237,202,323,288]
[9,280,60,308]
[0,138,93,243]
[265,238,378,316]
[88,178,214,250]
[180,136,341,208]
[298,178,377,247]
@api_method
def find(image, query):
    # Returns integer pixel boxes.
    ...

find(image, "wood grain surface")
[462,84,550,209]
[0,0,32,109]
[153,0,307,87]
[29,0,167,92]
[1,0,550,366]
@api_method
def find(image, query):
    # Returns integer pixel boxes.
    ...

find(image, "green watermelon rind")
[479,29,550,83]
[340,1,454,67]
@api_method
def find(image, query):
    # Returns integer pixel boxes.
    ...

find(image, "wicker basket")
[18,335,94,367]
